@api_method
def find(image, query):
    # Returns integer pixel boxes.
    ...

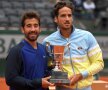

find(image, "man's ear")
[39,28,41,33]
[54,17,57,23]
[21,27,24,34]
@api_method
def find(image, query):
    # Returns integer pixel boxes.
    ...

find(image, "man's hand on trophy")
[69,74,83,85]
[42,76,54,88]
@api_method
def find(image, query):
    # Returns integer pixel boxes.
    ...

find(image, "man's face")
[21,18,41,42]
[55,7,73,30]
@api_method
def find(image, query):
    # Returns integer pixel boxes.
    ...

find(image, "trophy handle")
[46,42,55,69]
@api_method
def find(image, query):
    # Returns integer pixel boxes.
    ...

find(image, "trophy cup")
[46,42,70,85]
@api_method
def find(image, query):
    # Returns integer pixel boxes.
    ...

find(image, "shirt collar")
[57,26,75,38]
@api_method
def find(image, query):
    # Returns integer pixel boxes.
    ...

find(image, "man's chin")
[25,34,38,42]
[27,37,37,42]
[64,27,71,30]
[64,25,71,29]
[29,39,36,41]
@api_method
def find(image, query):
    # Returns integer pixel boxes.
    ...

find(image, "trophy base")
[50,71,70,85]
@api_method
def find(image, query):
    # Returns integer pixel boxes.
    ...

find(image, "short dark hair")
[21,11,40,27]
[53,1,74,17]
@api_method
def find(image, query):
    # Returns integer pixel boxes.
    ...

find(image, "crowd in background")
[0,0,108,31]
[69,0,108,30]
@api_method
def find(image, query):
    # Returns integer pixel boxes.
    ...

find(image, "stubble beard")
[25,33,39,42]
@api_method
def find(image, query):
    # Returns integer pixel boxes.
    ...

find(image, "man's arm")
[86,32,104,76]
[5,45,53,89]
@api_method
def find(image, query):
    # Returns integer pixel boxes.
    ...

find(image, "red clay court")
[0,78,9,90]
[0,77,108,90]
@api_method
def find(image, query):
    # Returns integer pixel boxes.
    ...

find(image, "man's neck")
[25,39,37,49]
[60,28,72,38]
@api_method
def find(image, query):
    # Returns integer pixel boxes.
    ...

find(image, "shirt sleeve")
[86,32,104,76]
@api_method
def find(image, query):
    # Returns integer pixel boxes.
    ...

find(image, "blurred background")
[0,0,108,89]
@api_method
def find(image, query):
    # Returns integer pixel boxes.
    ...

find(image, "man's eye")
[61,15,65,17]
[26,24,31,27]
[68,14,72,17]
[34,24,39,27]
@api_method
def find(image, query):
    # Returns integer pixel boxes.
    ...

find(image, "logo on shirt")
[43,56,46,58]
[78,47,83,50]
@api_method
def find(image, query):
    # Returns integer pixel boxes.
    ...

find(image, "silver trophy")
[46,42,70,84]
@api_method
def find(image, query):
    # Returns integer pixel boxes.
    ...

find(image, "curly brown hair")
[53,1,74,17]
[21,11,40,28]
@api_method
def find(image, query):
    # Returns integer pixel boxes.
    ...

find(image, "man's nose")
[31,26,35,31]
[66,16,70,20]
